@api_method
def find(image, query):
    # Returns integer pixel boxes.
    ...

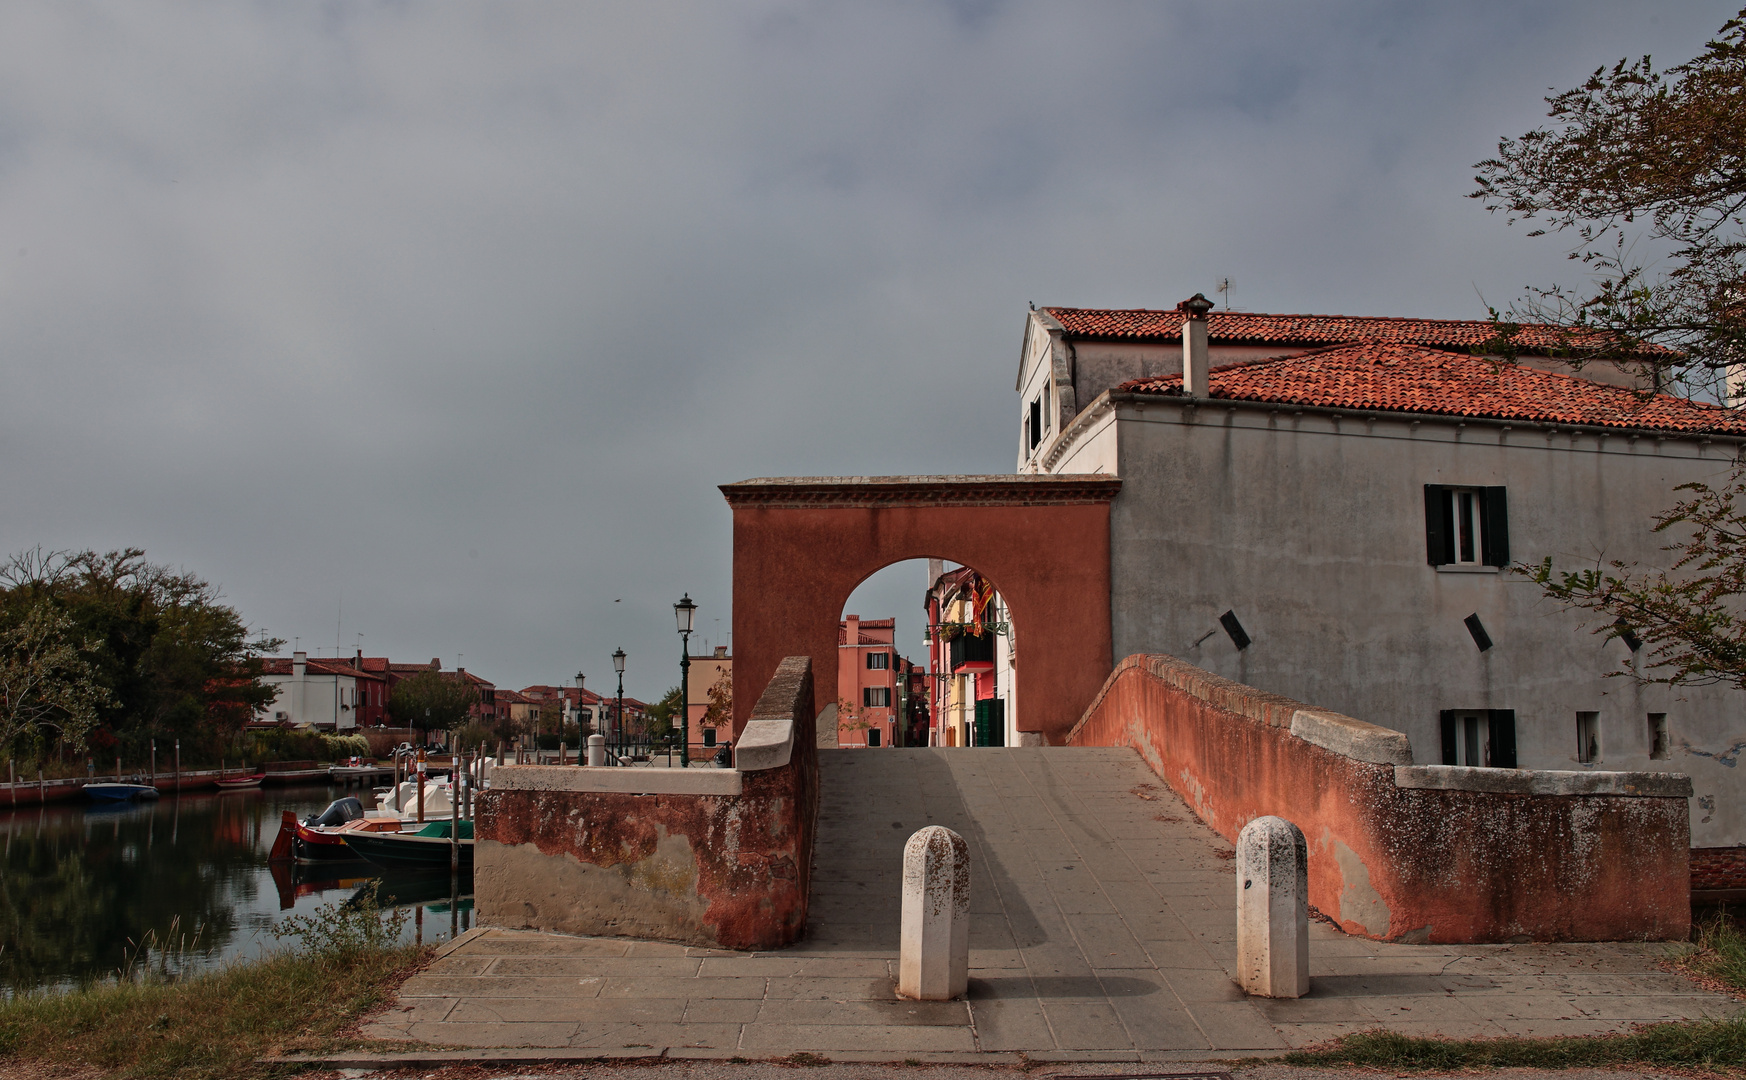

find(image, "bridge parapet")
[474,656,819,950]
[1068,653,1691,943]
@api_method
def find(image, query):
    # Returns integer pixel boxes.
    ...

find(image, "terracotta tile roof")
[260,657,385,680]
[1118,343,1746,434]
[1045,306,1648,354]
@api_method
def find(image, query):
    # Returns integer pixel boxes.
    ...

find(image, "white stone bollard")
[586,734,605,767]
[898,826,970,1001]
[1236,815,1309,998]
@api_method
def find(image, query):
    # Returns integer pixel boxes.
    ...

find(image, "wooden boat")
[83,782,160,802]
[259,767,330,784]
[267,797,402,862]
[342,820,474,872]
[213,773,265,790]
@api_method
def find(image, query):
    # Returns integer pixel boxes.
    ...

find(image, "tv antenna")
[1215,278,1232,310]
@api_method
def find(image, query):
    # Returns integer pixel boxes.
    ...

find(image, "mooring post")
[174,740,180,789]
[417,752,426,823]
[450,771,459,873]
[898,825,970,1001]
[1236,815,1310,998]
[587,734,605,767]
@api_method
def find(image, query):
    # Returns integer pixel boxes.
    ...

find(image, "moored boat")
[267,797,405,862]
[213,773,265,790]
[341,820,474,872]
[82,782,160,802]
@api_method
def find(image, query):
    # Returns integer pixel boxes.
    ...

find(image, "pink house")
[837,615,900,747]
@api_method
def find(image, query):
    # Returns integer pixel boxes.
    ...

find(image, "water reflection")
[0,785,471,992]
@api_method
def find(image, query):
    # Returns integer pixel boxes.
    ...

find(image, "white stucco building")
[257,651,380,730]
[1018,299,1746,849]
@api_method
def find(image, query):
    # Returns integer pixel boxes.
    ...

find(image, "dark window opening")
[1440,709,1516,768]
[1425,485,1509,566]
[1649,713,1670,760]
[868,727,882,747]
[703,728,717,748]
[1028,398,1042,451]
[1577,712,1600,764]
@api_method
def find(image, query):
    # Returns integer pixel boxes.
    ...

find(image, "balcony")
[950,633,994,668]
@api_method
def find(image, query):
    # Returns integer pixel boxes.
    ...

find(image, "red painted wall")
[723,477,1119,743]
[1070,654,1691,943]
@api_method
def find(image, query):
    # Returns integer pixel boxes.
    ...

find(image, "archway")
[721,475,1120,745]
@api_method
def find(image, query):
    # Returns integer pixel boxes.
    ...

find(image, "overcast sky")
[0,2,1732,699]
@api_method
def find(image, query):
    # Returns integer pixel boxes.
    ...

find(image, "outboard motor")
[305,796,365,828]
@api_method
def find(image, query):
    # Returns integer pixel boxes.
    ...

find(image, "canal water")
[0,783,472,993]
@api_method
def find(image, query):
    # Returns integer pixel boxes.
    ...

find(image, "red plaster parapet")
[474,657,819,951]
[720,474,1122,509]
[1069,654,1693,944]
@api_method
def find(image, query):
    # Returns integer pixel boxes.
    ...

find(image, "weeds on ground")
[0,883,425,1080]
[1283,1016,1746,1071]
[1291,912,1746,1072]
[1679,908,1746,996]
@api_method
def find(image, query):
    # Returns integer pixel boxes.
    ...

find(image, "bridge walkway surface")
[365,748,1738,1060]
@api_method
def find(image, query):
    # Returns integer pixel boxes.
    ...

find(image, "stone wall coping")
[736,655,809,772]
[1290,708,1414,766]
[1074,653,1695,799]
[1394,764,1693,797]
[488,763,742,797]
[720,475,1121,508]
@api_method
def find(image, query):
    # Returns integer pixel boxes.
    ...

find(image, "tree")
[0,548,277,758]
[0,601,111,755]
[643,686,683,744]
[1527,473,1746,689]
[700,669,732,731]
[387,669,478,732]
[1472,8,1746,397]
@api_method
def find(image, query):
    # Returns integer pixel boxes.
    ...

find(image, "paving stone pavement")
[363,748,1740,1058]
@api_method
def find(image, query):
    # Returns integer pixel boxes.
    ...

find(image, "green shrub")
[319,732,369,759]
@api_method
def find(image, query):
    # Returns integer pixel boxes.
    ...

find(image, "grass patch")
[0,885,428,1080]
[1683,908,1746,995]
[1283,1016,1746,1071]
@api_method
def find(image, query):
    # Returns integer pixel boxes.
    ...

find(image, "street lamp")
[674,593,696,767]
[612,647,627,757]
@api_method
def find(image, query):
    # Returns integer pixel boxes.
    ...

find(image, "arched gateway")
[722,475,1122,745]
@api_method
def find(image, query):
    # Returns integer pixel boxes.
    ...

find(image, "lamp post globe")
[612,647,627,755]
[674,594,696,766]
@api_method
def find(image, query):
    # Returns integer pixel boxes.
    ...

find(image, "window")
[868,727,882,747]
[703,728,717,748]
[1028,397,1042,451]
[866,652,889,670]
[1424,485,1509,566]
[1649,713,1670,760]
[1439,709,1517,768]
[1576,712,1600,764]
[863,687,890,708]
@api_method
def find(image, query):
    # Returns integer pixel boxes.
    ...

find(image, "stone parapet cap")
[720,475,1121,508]
[489,763,742,797]
[1394,764,1693,798]
[1290,708,1413,766]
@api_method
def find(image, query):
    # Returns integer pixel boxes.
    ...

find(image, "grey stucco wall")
[1058,394,1743,847]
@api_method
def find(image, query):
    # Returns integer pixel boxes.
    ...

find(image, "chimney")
[845,614,860,646]
[1178,293,1215,396]
[714,645,728,658]
[292,650,307,678]
[927,558,944,589]
[431,658,441,670]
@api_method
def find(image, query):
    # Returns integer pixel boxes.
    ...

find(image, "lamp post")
[674,593,696,767]
[612,647,627,757]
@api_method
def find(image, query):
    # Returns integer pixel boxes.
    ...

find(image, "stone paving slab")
[365,747,1742,1057]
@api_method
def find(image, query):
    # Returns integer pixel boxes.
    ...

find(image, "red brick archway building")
[721,475,1122,745]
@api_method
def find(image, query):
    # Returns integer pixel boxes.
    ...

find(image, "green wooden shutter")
[1487,710,1517,768]
[1482,487,1510,566]
[1425,485,1452,565]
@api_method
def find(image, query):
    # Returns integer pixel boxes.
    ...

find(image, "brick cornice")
[720,474,1122,509]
